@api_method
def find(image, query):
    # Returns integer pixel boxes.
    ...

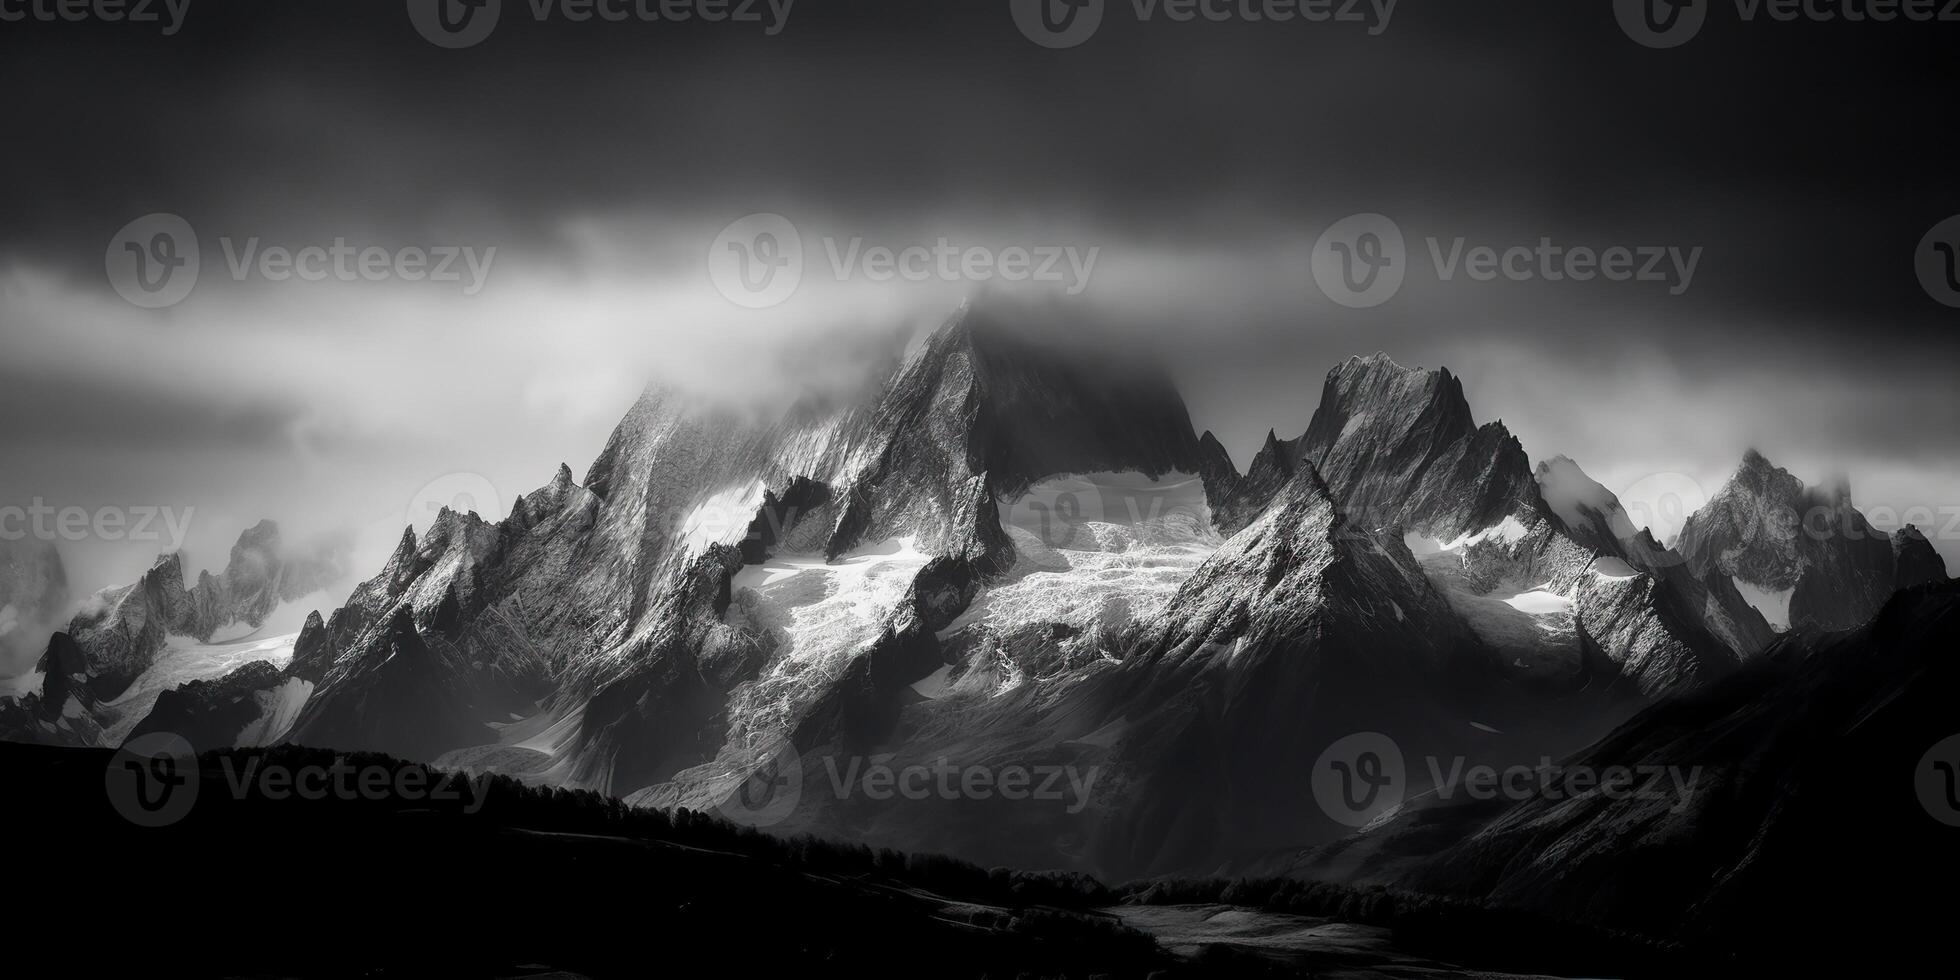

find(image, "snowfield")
[100,631,303,746]
[92,592,332,745]
[943,472,1221,638]
[1732,575,1795,631]
[728,536,934,739]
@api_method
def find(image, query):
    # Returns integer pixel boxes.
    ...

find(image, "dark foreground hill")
[12,740,1173,979]
[15,738,1679,979]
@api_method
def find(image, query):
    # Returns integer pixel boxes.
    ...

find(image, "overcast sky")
[2,0,1956,623]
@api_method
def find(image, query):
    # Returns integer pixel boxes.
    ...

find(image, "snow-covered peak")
[1535,455,1624,535]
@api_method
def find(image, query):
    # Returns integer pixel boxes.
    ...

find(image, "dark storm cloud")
[2,0,1955,336]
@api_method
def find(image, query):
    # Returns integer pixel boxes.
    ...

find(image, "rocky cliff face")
[1296,355,1542,541]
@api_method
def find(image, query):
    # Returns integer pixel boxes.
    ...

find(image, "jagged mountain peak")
[1681,447,1904,632]
[1306,354,1477,462]
[877,302,1206,498]
[144,550,188,587]
[1293,355,1531,539]
[1534,455,1622,534]
[1728,447,1804,496]
[232,518,281,552]
[1338,350,1428,375]
[1328,350,1462,395]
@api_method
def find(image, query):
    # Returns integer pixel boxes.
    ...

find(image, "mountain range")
[3,300,1951,905]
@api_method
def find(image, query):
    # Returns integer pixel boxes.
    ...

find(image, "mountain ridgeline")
[3,303,1949,890]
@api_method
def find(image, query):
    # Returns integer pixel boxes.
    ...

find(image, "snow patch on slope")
[729,537,933,738]
[1502,589,1573,616]
[100,631,302,745]
[680,481,768,557]
[1732,576,1795,632]
[1537,456,1623,535]
[236,677,315,746]
[1406,515,1533,557]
